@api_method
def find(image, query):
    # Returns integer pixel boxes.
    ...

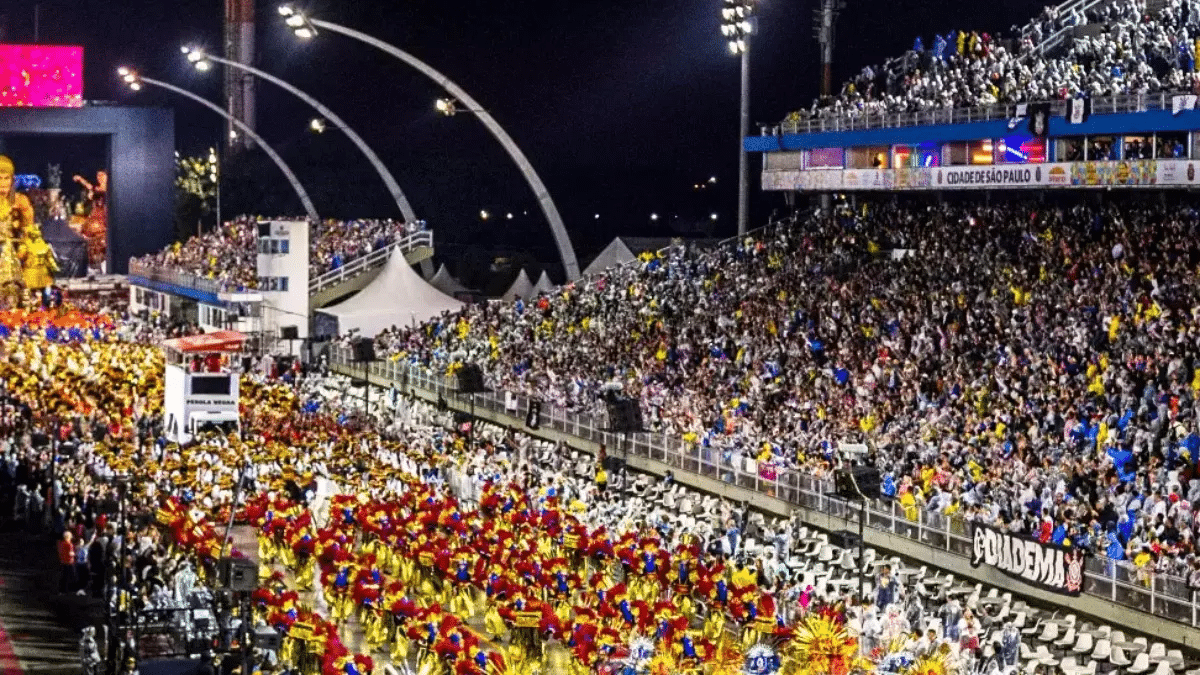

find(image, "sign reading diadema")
[970,524,1085,595]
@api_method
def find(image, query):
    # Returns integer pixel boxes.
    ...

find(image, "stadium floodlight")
[721,0,755,236]
[280,12,581,280]
[309,118,327,133]
[118,65,319,222]
[278,5,319,38]
[181,47,417,223]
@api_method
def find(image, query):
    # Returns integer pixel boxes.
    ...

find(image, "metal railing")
[308,230,433,294]
[1019,0,1113,60]
[780,91,1180,136]
[128,229,434,298]
[127,260,235,295]
[334,347,1200,629]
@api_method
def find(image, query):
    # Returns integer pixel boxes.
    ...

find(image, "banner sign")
[970,524,1085,595]
[1070,160,1157,187]
[764,160,1199,191]
[935,165,1044,188]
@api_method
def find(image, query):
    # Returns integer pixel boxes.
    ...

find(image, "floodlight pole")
[200,53,418,224]
[304,18,582,281]
[738,36,751,237]
[138,76,318,222]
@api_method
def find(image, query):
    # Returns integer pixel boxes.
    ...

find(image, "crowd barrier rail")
[128,230,434,298]
[780,91,1185,136]
[309,230,433,295]
[329,347,1200,631]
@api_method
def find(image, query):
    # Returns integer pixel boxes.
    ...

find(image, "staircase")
[1020,0,1137,61]
[308,230,435,309]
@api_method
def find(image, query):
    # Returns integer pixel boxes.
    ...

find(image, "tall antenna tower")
[813,0,845,97]
[224,0,256,151]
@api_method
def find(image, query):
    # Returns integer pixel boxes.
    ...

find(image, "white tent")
[430,263,470,297]
[321,248,464,335]
[582,237,636,277]
[532,270,555,296]
[500,269,535,301]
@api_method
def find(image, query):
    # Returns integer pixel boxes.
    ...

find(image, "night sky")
[1,0,1049,274]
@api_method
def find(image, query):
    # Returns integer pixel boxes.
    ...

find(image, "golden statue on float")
[0,155,59,308]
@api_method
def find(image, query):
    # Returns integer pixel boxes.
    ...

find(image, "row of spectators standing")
[373,198,1200,589]
[130,217,420,291]
[801,0,1200,120]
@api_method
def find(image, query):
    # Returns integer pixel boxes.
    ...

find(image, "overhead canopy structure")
[429,263,470,297]
[162,330,249,354]
[319,249,463,336]
[500,269,534,301]
[532,271,555,296]
[581,238,636,277]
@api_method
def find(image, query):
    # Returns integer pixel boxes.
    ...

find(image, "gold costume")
[20,225,59,292]
[0,156,57,306]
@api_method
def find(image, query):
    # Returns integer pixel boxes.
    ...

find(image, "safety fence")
[331,348,1200,629]
[780,91,1187,135]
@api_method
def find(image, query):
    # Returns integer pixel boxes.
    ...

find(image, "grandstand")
[126,217,433,334]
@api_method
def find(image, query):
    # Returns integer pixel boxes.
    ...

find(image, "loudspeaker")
[835,466,882,501]
[525,400,542,430]
[217,557,257,592]
[253,626,282,652]
[280,325,299,340]
[352,337,376,363]
[828,529,861,549]
[605,398,644,433]
[457,364,487,393]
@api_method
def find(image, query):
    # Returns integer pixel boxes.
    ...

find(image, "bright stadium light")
[309,118,327,133]
[721,0,755,235]
[121,65,319,221]
[278,4,295,16]
[277,11,581,280]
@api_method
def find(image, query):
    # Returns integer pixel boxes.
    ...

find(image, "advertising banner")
[970,524,1085,596]
[934,165,1046,188]
[1070,160,1158,187]
[764,159,1200,191]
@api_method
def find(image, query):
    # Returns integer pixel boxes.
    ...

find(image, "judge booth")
[162,331,248,444]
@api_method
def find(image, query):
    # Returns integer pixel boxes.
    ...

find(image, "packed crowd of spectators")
[377,197,1200,585]
[797,0,1200,121]
[0,326,1033,675]
[130,217,420,290]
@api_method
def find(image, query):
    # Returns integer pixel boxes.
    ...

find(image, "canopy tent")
[532,270,555,296]
[41,218,88,278]
[319,248,464,336]
[163,330,248,354]
[429,263,470,297]
[581,237,636,277]
[500,269,534,301]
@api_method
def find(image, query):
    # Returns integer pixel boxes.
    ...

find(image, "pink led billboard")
[0,45,84,108]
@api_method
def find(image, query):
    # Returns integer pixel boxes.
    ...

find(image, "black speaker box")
[253,626,282,652]
[217,557,257,592]
[457,364,487,393]
[835,466,882,501]
[828,529,861,549]
[280,325,299,340]
[605,398,644,433]
[352,337,376,363]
